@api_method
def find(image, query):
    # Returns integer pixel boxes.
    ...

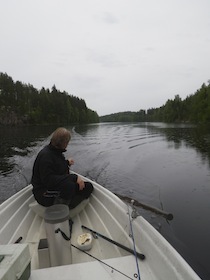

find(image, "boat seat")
[29,199,90,219]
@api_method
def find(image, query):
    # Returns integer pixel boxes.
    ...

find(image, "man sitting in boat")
[31,127,93,208]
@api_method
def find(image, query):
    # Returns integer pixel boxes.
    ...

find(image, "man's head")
[50,127,71,150]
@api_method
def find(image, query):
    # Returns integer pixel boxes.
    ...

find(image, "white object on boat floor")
[77,233,93,251]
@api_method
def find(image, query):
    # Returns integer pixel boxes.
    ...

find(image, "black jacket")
[31,144,78,196]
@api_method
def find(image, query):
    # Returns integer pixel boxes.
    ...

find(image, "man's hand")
[77,177,85,190]
[68,158,74,166]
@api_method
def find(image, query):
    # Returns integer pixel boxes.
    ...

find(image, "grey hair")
[50,127,71,149]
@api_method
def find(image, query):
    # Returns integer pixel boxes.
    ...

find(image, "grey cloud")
[144,47,156,52]
[94,12,119,24]
[86,49,124,68]
[71,75,102,90]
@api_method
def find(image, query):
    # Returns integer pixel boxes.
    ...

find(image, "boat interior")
[0,177,200,280]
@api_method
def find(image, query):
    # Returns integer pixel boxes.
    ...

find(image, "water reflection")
[0,123,210,279]
[137,123,210,166]
[1,122,210,174]
[0,125,57,174]
[73,123,210,177]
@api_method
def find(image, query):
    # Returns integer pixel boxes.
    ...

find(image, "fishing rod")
[127,203,141,280]
[71,244,136,280]
[115,193,173,221]
[81,225,145,260]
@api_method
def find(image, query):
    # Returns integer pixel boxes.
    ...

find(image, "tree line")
[100,82,210,123]
[0,73,99,125]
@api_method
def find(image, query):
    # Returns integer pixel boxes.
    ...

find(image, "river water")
[0,122,210,279]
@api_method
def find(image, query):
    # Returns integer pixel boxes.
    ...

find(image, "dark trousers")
[34,182,93,208]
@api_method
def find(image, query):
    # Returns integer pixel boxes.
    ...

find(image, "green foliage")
[100,110,146,122]
[0,72,99,125]
[100,82,210,123]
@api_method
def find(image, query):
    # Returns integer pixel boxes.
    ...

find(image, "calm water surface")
[0,122,210,279]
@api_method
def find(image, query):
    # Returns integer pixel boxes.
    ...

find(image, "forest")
[100,82,210,123]
[1,72,209,125]
[0,73,99,125]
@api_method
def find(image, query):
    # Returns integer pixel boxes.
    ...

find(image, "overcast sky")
[1,0,210,116]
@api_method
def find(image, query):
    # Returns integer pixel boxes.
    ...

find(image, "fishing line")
[127,202,141,280]
[71,244,136,280]
[71,127,87,146]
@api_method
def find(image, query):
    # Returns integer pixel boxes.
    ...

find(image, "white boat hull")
[0,172,201,280]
